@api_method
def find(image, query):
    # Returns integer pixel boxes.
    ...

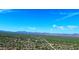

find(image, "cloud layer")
[56,12,79,21]
[27,27,36,31]
[51,25,79,31]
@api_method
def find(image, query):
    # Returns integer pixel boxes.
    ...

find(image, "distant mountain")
[16,31,48,35]
[0,30,79,37]
[16,31,79,37]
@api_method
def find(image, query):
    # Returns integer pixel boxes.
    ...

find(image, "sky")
[0,9,79,34]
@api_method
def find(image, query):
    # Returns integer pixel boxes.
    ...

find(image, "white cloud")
[57,26,64,30]
[67,25,79,30]
[27,27,36,30]
[62,13,79,19]
[51,25,79,31]
[52,24,57,28]
[52,25,64,30]
[52,25,65,30]
[56,12,79,21]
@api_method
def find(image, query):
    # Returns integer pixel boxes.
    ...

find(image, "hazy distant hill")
[0,30,79,37]
[0,30,79,50]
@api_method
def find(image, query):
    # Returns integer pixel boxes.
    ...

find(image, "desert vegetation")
[0,31,79,50]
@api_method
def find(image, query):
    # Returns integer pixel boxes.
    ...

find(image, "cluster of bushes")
[0,32,79,50]
[45,36,79,50]
[0,33,52,50]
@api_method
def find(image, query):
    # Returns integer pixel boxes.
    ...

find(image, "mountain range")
[0,30,79,37]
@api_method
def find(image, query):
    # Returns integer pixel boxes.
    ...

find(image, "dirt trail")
[43,39,56,50]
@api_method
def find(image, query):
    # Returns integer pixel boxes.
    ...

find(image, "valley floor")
[0,33,79,50]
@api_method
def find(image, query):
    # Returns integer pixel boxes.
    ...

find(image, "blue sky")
[0,9,79,34]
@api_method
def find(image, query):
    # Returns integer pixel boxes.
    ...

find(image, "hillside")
[0,31,79,50]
